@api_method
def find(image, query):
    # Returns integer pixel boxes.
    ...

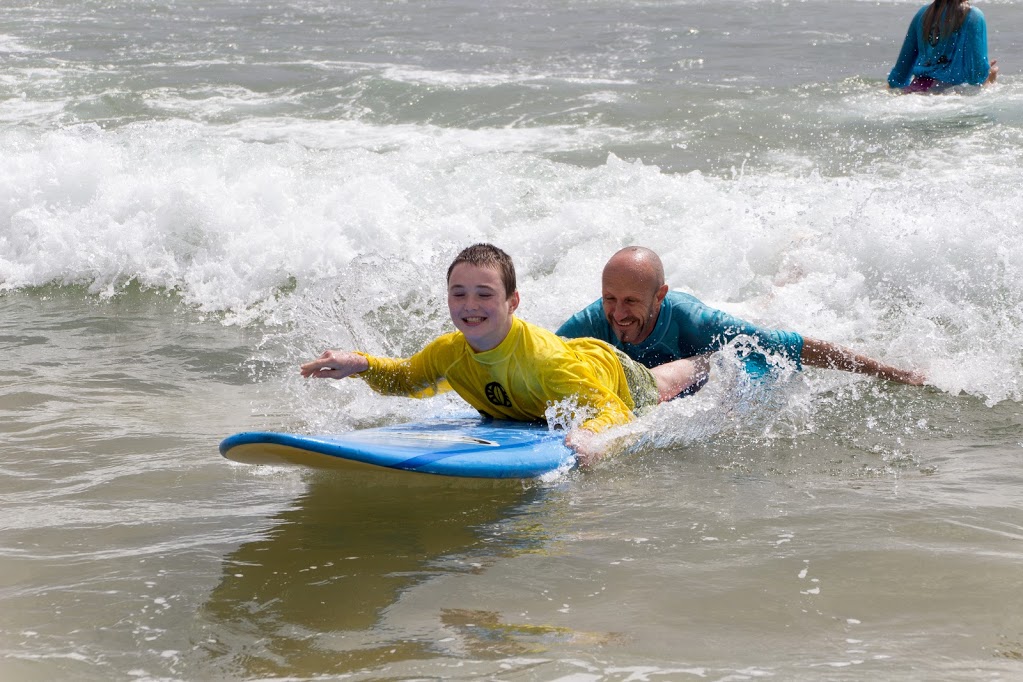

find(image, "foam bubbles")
[2,106,1022,405]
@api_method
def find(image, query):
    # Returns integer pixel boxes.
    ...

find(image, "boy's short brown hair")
[446,243,517,298]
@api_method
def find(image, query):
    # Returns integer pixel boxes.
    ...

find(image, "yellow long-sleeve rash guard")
[353,317,637,433]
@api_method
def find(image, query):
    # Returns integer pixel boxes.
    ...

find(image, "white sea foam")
[0,34,40,54]
[2,109,1021,404]
[223,116,624,154]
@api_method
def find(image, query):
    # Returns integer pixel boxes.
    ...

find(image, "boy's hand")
[300,350,369,379]
[565,428,603,467]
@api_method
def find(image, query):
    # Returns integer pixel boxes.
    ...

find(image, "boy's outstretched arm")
[300,350,370,379]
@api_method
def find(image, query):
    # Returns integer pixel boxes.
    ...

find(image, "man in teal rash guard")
[556,247,925,394]
[888,0,997,92]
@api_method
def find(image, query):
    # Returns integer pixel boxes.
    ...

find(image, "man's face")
[601,271,665,345]
[447,263,519,352]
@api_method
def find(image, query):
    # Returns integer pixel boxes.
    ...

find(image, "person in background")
[888,0,997,93]
[557,246,925,391]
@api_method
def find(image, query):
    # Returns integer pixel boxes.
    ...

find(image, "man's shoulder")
[663,290,710,315]
[572,297,605,316]
[664,290,701,304]
[556,298,611,337]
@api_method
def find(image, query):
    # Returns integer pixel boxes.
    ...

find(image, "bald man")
[556,246,924,388]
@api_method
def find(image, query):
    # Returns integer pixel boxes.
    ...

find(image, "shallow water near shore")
[3,0,1023,679]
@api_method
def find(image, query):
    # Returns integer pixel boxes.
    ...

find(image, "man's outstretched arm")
[800,337,925,385]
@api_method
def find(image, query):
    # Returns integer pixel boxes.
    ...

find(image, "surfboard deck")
[219,418,576,479]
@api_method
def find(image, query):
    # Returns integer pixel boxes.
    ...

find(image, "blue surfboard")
[219,418,576,479]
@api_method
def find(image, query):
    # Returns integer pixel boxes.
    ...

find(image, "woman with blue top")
[888,0,998,92]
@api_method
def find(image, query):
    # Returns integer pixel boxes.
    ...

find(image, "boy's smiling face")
[447,262,519,352]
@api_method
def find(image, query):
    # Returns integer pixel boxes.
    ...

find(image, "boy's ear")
[508,290,520,313]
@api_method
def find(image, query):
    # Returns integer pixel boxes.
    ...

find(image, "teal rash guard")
[888,5,992,88]
[556,291,804,382]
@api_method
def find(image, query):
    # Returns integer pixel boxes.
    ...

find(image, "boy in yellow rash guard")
[355,316,636,434]
[300,243,709,466]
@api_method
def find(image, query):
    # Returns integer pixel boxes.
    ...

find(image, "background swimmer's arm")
[887,13,921,88]
[800,337,924,385]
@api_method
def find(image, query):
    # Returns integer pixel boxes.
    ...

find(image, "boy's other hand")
[566,428,603,467]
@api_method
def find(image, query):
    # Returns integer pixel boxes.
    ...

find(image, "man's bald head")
[600,246,670,345]
[602,246,666,295]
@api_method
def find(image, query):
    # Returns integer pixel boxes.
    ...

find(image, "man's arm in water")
[800,337,924,385]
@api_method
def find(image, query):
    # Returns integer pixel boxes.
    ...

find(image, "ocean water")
[2,0,1023,679]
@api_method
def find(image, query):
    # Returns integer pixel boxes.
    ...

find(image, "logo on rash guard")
[485,382,512,407]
